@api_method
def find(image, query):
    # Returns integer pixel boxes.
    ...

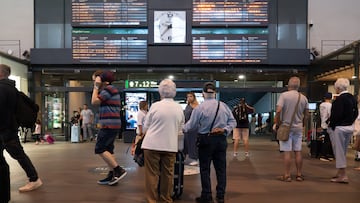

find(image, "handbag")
[277,93,301,141]
[133,135,145,167]
[277,124,291,141]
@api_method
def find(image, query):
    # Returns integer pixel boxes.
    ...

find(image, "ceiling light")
[238,74,245,80]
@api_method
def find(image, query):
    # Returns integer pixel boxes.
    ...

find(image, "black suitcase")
[172,152,184,199]
[310,139,322,158]
[309,120,321,158]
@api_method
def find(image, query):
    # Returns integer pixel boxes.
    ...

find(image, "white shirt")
[141,98,185,152]
[81,109,94,124]
[319,101,331,129]
[34,123,41,134]
[136,110,146,134]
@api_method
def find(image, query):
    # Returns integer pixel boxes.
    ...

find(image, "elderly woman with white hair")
[328,78,358,183]
[141,79,185,203]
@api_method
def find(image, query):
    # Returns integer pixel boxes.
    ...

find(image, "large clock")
[154,11,186,43]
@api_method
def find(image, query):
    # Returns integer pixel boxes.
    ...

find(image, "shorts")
[233,128,249,141]
[279,130,303,152]
[95,128,119,154]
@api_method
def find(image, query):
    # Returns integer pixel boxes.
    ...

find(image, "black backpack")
[16,91,39,129]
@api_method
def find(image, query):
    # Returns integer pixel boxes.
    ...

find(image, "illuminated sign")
[125,80,158,88]
[72,0,147,27]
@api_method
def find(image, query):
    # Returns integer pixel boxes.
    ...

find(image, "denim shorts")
[95,128,119,154]
[279,130,303,152]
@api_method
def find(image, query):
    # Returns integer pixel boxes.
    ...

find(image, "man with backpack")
[0,64,42,194]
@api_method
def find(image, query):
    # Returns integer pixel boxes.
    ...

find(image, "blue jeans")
[4,136,39,182]
[198,135,227,199]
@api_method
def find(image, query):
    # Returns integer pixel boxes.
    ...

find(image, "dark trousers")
[184,130,198,160]
[0,149,10,203]
[5,138,38,182]
[198,135,227,199]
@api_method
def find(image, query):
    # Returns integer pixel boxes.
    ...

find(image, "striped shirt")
[97,85,121,129]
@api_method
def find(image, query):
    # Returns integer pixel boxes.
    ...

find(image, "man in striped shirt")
[91,70,127,186]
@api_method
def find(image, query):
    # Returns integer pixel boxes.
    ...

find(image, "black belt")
[198,133,225,137]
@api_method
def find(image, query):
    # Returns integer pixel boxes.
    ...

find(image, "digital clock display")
[126,80,159,88]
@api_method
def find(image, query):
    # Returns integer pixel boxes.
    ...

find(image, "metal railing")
[321,40,354,56]
[0,40,21,58]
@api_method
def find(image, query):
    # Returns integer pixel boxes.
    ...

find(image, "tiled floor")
[5,135,360,203]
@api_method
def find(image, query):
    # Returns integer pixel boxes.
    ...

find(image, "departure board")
[192,35,268,64]
[193,0,268,26]
[72,29,147,64]
[72,0,147,27]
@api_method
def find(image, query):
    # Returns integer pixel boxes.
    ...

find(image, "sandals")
[296,175,305,182]
[278,175,304,182]
[278,175,292,182]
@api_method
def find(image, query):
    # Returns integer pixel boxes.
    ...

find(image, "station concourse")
[6,135,360,203]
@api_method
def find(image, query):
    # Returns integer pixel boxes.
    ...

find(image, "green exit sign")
[125,80,159,88]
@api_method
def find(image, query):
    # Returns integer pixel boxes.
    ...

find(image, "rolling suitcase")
[309,121,321,158]
[172,152,184,199]
[71,125,80,143]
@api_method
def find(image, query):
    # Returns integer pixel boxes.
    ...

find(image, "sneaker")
[189,160,199,166]
[245,152,250,157]
[216,197,225,203]
[320,157,330,162]
[108,168,127,186]
[97,171,113,185]
[184,158,196,165]
[195,196,214,203]
[19,178,43,192]
[233,152,238,157]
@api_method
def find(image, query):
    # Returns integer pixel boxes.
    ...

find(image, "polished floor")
[5,135,360,203]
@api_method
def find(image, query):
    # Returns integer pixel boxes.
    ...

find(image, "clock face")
[154,11,186,43]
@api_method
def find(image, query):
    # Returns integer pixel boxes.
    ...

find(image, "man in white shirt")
[80,104,94,141]
[319,92,334,161]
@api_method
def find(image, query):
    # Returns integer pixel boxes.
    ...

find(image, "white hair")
[334,78,350,92]
[158,79,176,98]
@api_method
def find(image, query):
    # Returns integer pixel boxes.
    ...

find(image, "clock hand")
[160,24,172,37]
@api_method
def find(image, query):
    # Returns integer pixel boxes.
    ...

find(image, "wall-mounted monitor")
[72,0,147,27]
[308,103,317,111]
[125,92,147,130]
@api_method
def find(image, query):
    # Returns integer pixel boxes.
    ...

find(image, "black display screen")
[193,0,268,26]
[72,29,147,64]
[192,29,268,64]
[72,0,147,27]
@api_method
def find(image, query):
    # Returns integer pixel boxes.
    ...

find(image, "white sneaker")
[189,160,199,166]
[245,152,250,157]
[233,152,238,157]
[19,178,43,192]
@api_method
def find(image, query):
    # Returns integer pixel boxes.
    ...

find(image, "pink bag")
[45,134,55,144]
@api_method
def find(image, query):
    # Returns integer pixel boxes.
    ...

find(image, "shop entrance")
[43,92,66,140]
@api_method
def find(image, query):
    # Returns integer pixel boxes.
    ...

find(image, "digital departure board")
[72,0,147,27]
[72,29,147,64]
[193,0,268,26]
[192,35,268,64]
